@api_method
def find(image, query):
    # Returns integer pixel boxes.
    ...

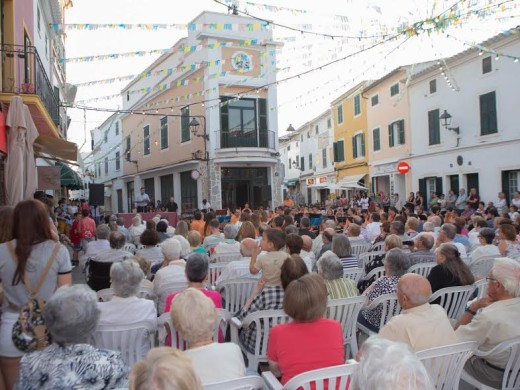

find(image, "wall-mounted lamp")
[189,118,209,140]
[439,110,460,134]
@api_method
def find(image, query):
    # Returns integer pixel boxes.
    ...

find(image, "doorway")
[466,173,479,194]
[449,175,459,193]
[221,167,269,209]
[126,181,134,212]
[117,189,123,213]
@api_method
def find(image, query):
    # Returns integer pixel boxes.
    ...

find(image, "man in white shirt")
[379,273,458,352]
[153,238,188,313]
[215,238,261,286]
[300,235,316,271]
[135,187,150,212]
[214,224,240,255]
[365,212,382,242]
[435,223,467,258]
[80,224,111,269]
[93,231,134,263]
[199,198,211,211]
[456,258,520,388]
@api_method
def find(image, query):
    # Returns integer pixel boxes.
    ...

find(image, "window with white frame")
[160,116,168,149]
[337,104,343,124]
[388,119,405,147]
[371,94,379,106]
[352,133,365,158]
[143,125,150,155]
[390,83,400,97]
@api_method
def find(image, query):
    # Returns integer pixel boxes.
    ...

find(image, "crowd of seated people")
[1,189,520,389]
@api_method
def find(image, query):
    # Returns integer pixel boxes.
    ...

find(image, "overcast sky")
[64,0,519,151]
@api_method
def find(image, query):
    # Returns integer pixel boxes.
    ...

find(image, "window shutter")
[398,120,405,144]
[301,156,305,171]
[435,177,443,196]
[352,136,358,158]
[361,133,365,157]
[333,142,338,162]
[388,124,394,147]
[419,179,427,201]
[338,140,345,162]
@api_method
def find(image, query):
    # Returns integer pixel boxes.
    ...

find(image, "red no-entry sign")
[397,161,410,174]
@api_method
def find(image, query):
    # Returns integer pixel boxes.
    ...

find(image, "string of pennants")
[50,22,269,31]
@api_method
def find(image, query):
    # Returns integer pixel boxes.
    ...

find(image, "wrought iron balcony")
[216,128,276,149]
[0,44,59,126]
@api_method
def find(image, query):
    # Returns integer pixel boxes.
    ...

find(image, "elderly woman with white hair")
[98,259,157,334]
[15,285,128,389]
[153,238,188,313]
[170,288,246,384]
[352,336,434,390]
[317,251,358,299]
[129,348,201,390]
[128,215,145,245]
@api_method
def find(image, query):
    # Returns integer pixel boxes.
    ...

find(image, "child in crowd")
[70,212,81,265]
[249,228,288,286]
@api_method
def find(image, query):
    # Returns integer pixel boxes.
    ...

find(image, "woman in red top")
[267,273,344,385]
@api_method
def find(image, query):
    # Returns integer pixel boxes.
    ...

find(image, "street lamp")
[439,110,460,134]
[189,116,210,202]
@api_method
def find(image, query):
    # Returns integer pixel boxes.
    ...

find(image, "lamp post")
[439,110,460,134]
[189,116,210,202]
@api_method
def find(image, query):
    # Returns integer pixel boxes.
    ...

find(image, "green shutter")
[373,128,380,151]
[388,124,394,147]
[333,142,338,162]
[338,140,345,162]
[428,109,440,145]
[398,120,405,144]
[352,136,358,158]
[361,133,365,157]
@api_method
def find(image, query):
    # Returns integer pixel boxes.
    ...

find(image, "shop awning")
[285,178,299,186]
[55,161,83,190]
[34,135,78,163]
[338,174,367,189]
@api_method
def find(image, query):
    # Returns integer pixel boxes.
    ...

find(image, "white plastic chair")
[428,285,476,320]
[469,255,497,278]
[207,263,228,287]
[211,253,242,264]
[357,293,401,336]
[91,321,155,366]
[325,296,367,358]
[357,250,385,269]
[461,336,520,390]
[351,243,371,257]
[408,262,436,278]
[416,341,478,390]
[217,278,258,314]
[123,243,136,255]
[343,267,364,283]
[473,279,489,300]
[156,280,188,314]
[370,241,385,252]
[262,362,359,390]
[364,266,385,281]
[96,286,156,302]
[230,309,290,371]
[204,376,265,390]
[157,312,187,350]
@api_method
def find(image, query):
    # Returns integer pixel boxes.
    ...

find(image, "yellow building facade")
[331,81,369,191]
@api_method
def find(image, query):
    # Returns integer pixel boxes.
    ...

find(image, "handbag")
[7,241,60,352]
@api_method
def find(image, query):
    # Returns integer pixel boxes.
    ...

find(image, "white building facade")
[408,30,520,205]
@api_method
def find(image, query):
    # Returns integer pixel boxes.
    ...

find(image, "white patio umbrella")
[5,96,39,205]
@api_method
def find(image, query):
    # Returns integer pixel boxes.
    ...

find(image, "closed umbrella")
[5,96,39,205]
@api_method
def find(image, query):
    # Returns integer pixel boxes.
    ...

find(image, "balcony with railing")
[215,128,276,150]
[0,44,60,128]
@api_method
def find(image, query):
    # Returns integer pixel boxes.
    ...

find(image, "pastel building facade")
[116,11,281,213]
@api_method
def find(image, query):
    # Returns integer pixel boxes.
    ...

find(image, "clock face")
[191,170,200,180]
[231,51,253,73]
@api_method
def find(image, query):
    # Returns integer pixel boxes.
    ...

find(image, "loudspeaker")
[89,183,104,206]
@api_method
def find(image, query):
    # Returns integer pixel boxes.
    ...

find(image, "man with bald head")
[300,235,316,268]
[379,273,458,352]
[215,238,261,285]
[317,228,336,259]
[408,233,436,265]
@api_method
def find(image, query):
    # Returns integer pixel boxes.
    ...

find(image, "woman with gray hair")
[170,288,246,384]
[317,252,358,299]
[358,248,410,332]
[353,336,434,390]
[320,234,357,270]
[15,285,128,389]
[98,260,157,335]
[128,215,145,245]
